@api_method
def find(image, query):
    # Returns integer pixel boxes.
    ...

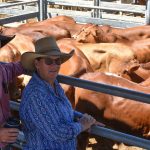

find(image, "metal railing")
[47,0,148,27]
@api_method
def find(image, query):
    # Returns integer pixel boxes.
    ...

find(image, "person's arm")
[25,89,82,142]
[2,61,25,82]
[74,111,83,118]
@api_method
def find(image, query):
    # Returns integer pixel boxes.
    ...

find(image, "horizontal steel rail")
[0,0,39,25]
[71,16,144,27]
[91,126,150,150]
[48,0,93,6]
[47,0,146,27]
[0,12,38,25]
[47,1,145,14]
[10,75,150,106]
[57,75,150,104]
[0,0,38,9]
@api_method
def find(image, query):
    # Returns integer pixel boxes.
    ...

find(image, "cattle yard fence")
[47,0,148,27]
[9,75,150,150]
[0,0,150,27]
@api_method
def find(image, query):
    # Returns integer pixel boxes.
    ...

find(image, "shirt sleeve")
[27,89,82,142]
[74,111,83,119]
[3,61,25,82]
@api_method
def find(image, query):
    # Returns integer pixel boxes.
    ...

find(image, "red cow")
[73,24,124,43]
[134,0,146,5]
[75,72,150,150]
[1,16,91,40]
[18,15,76,28]
[122,63,150,83]
[73,23,150,43]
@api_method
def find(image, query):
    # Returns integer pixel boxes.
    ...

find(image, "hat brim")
[21,49,74,71]
[0,35,15,47]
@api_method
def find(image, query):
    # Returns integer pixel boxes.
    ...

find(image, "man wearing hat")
[20,36,97,150]
[0,35,25,149]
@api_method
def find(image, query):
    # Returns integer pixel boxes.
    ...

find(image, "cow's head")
[73,24,102,43]
[73,24,121,43]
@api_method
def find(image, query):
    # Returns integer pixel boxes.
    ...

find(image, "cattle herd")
[0,15,150,150]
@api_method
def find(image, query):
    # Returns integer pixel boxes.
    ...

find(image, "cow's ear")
[91,29,97,37]
[96,28,104,37]
[122,63,140,75]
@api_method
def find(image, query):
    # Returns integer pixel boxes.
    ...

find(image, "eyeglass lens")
[44,58,61,65]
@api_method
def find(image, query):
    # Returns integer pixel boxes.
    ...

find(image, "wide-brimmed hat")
[0,35,15,48]
[21,36,74,71]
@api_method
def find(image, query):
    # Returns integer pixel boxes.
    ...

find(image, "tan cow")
[20,15,76,28]
[57,38,93,107]
[128,38,150,63]
[77,43,139,74]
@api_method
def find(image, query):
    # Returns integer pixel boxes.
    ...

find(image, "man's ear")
[34,59,38,68]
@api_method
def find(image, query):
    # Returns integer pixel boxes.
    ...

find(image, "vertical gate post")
[92,0,99,18]
[146,0,150,24]
[94,0,99,18]
[38,0,47,21]
[44,0,48,20]
[38,0,43,21]
[98,0,102,18]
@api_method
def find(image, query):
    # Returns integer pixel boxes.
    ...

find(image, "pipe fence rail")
[10,75,150,149]
[58,75,150,104]
[47,0,149,27]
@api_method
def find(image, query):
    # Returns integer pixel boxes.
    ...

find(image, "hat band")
[37,49,61,55]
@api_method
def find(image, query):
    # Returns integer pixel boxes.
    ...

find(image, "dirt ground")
[86,137,146,150]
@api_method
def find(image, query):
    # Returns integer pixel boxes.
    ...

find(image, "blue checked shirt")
[19,73,82,150]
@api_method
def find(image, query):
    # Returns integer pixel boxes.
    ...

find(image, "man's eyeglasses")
[44,57,61,65]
